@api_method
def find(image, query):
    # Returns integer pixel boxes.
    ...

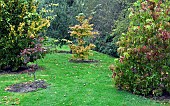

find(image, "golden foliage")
[69,14,98,60]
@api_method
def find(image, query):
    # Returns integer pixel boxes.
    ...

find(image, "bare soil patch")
[69,59,99,63]
[5,80,48,93]
[56,50,71,54]
[146,92,170,103]
[0,65,43,75]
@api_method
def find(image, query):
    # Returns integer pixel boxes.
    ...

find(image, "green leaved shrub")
[0,0,50,71]
[112,0,170,96]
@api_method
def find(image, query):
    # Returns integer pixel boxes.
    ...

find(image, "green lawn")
[0,46,169,106]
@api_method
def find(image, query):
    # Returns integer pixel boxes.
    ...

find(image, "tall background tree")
[84,0,136,57]
[38,0,86,46]
[39,0,137,56]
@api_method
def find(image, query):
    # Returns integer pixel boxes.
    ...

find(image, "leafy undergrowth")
[0,46,169,106]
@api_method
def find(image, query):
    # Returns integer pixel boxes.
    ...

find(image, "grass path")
[0,46,168,106]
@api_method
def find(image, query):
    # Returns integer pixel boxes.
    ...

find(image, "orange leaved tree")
[69,13,98,60]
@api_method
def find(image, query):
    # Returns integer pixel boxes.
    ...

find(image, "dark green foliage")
[109,9,131,57]
[88,0,136,57]
[86,0,136,35]
[40,0,86,47]
[0,0,49,71]
[112,0,170,96]
[44,0,71,46]
[93,34,118,57]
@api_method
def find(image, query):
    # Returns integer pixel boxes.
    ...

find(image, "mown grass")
[0,46,169,106]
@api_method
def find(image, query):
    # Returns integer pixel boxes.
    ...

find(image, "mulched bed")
[126,90,170,103]
[146,92,170,103]
[5,80,48,93]
[0,64,43,75]
[56,50,71,54]
[69,59,99,63]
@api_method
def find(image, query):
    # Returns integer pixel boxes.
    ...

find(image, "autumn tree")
[69,13,98,60]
